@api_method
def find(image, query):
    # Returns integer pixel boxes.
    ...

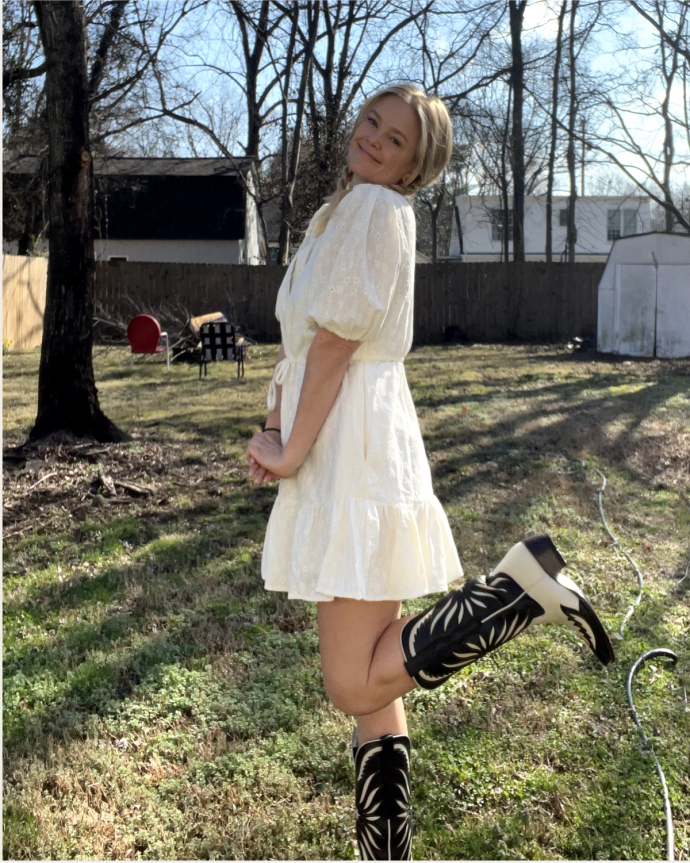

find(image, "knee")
[322,671,372,716]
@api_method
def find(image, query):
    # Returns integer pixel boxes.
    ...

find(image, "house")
[449,194,652,262]
[3,156,265,265]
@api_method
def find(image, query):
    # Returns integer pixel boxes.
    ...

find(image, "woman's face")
[348,94,420,187]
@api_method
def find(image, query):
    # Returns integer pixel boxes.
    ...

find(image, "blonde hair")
[313,84,453,237]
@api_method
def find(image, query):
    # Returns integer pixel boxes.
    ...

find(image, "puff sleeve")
[307,184,403,342]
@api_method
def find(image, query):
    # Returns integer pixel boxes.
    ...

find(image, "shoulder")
[332,184,412,232]
[348,183,411,211]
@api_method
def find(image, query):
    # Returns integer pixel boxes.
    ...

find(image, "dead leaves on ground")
[3,437,246,545]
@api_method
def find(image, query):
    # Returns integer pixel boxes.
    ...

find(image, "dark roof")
[94,173,246,241]
[4,155,255,241]
[5,155,255,178]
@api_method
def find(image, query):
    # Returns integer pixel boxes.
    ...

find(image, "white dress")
[261,183,463,602]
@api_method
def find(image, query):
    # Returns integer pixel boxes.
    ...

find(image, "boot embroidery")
[355,736,412,860]
[562,604,596,651]
[403,573,544,689]
[400,535,615,692]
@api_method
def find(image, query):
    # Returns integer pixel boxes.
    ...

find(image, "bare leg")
[317,598,416,718]
[355,697,408,746]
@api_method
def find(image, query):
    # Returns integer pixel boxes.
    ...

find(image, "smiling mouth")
[358,143,380,163]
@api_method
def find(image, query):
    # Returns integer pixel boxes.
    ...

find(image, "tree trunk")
[509,0,527,262]
[30,1,126,443]
[566,0,579,264]
[279,2,319,265]
[430,186,446,263]
[546,1,567,263]
[501,85,512,263]
[231,0,270,160]
[659,8,681,232]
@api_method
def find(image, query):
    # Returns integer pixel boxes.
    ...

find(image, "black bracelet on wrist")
[263,427,281,434]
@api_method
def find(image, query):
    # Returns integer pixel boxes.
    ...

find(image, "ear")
[400,163,417,185]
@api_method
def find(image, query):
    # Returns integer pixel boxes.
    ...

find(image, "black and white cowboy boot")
[401,533,614,690]
[353,733,413,861]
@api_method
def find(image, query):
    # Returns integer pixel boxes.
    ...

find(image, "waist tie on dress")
[267,355,403,411]
[267,357,292,412]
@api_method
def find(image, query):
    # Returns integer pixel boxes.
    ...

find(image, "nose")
[366,129,382,148]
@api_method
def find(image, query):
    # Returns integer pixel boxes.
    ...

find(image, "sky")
[123,0,688,203]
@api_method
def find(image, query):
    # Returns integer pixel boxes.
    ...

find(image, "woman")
[246,84,614,861]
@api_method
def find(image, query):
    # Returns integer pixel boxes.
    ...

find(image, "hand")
[246,430,300,484]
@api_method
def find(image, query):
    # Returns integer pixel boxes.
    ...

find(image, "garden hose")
[626,648,679,862]
[590,466,645,640]
[559,455,682,861]
[481,448,684,857]
[679,552,690,586]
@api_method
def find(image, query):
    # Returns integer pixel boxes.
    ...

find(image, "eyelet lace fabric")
[262,183,463,601]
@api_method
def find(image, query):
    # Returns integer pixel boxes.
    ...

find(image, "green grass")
[3,344,689,860]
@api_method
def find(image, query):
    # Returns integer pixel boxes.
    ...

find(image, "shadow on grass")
[2,470,326,760]
[3,554,318,759]
[4,499,685,765]
[420,376,688,494]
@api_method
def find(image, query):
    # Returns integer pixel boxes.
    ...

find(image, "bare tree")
[414,145,470,261]
[628,0,690,65]
[276,2,320,264]
[657,0,687,230]
[401,3,506,260]
[565,0,579,263]
[569,0,690,232]
[546,1,568,262]
[30,0,127,442]
[509,0,527,261]
[306,1,433,204]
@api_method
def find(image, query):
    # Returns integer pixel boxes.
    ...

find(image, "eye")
[367,116,377,127]
[391,137,401,147]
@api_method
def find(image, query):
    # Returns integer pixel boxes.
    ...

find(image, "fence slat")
[2,255,48,349]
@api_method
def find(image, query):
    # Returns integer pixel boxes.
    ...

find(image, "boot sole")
[522,534,615,665]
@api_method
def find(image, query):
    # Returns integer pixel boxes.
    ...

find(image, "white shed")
[597,232,690,358]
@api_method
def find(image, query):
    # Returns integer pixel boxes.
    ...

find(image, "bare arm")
[283,327,359,469]
[247,343,286,485]
[247,328,359,482]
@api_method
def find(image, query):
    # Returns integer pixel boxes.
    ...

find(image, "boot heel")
[522,533,566,578]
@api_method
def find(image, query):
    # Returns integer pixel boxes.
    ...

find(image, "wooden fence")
[1,257,605,351]
[95,261,285,343]
[2,255,48,350]
[414,262,604,343]
[95,260,605,344]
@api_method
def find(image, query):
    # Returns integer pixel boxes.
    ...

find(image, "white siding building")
[449,194,652,262]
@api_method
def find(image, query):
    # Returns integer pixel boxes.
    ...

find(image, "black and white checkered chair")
[199,321,245,379]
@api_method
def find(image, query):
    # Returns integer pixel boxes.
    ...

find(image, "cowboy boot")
[353,733,413,860]
[401,533,614,690]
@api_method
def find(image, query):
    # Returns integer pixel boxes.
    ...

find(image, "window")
[607,210,621,241]
[623,209,637,236]
[491,208,513,242]
[559,208,568,227]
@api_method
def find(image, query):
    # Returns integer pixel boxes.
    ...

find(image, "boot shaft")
[354,733,412,860]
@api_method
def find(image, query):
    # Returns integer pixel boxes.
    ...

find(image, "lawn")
[3,343,689,861]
